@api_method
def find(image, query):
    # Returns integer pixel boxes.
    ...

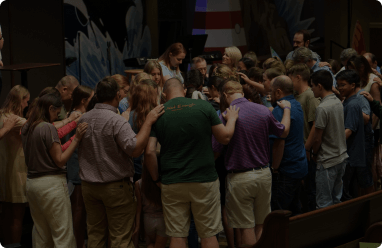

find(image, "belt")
[228,165,269,173]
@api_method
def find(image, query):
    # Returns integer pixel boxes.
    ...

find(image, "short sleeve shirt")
[343,95,366,167]
[315,94,348,168]
[150,97,222,184]
[21,122,65,178]
[269,95,308,179]
[356,89,374,148]
[212,98,285,171]
[159,61,184,83]
[294,88,320,142]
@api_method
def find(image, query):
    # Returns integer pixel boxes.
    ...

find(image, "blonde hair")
[284,60,295,72]
[222,81,243,95]
[144,60,164,87]
[263,58,286,74]
[224,46,243,69]
[111,74,129,89]
[213,64,240,82]
[130,72,151,95]
[0,85,29,117]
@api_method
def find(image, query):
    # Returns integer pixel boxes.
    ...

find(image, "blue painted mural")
[64,0,151,88]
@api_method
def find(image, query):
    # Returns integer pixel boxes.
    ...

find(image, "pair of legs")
[82,180,137,248]
[0,202,26,246]
[271,172,303,216]
[161,179,223,248]
[171,236,218,248]
[26,175,76,248]
[342,159,374,202]
[316,160,346,208]
[144,214,169,248]
[235,225,263,246]
[70,185,87,248]
[226,168,271,247]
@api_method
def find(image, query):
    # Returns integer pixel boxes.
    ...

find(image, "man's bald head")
[56,75,79,101]
[56,75,79,90]
[272,75,294,95]
[163,78,184,94]
[363,53,377,69]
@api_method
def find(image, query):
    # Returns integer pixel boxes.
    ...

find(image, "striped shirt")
[78,103,137,183]
[212,98,284,170]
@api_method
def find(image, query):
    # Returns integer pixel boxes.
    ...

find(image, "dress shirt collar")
[94,103,118,113]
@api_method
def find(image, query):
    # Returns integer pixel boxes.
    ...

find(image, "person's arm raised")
[132,105,164,158]
[50,122,88,168]
[277,100,291,138]
[237,72,267,95]
[211,105,240,145]
[53,111,81,129]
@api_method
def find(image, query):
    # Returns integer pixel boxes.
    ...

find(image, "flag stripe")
[193,11,244,29]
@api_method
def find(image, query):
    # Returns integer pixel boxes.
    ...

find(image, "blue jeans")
[303,159,317,211]
[271,172,302,216]
[316,160,346,209]
[342,148,374,201]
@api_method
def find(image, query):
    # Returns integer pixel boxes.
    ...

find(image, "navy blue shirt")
[343,94,366,167]
[356,89,374,150]
[270,95,308,179]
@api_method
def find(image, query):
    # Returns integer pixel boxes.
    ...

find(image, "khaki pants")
[161,179,223,238]
[82,180,137,248]
[26,174,76,248]
[226,168,272,228]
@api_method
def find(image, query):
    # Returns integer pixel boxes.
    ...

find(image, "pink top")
[55,121,77,139]
[61,135,75,152]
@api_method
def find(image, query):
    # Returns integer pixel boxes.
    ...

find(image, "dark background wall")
[1,0,382,105]
[0,0,65,104]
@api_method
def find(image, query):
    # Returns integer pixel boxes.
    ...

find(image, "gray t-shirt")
[315,94,348,168]
[21,122,66,178]
[343,95,366,167]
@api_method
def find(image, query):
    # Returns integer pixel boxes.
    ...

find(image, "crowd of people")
[0,28,382,248]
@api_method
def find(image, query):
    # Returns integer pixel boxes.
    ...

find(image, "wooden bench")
[253,191,382,248]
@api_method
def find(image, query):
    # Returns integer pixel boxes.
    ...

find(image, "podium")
[0,63,60,88]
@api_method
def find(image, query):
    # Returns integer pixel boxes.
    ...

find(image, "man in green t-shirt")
[145,78,239,248]
[288,63,320,211]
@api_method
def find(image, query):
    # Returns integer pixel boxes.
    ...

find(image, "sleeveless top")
[362,73,379,93]
[159,61,184,83]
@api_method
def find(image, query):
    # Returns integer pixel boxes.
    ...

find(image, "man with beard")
[286,30,321,62]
